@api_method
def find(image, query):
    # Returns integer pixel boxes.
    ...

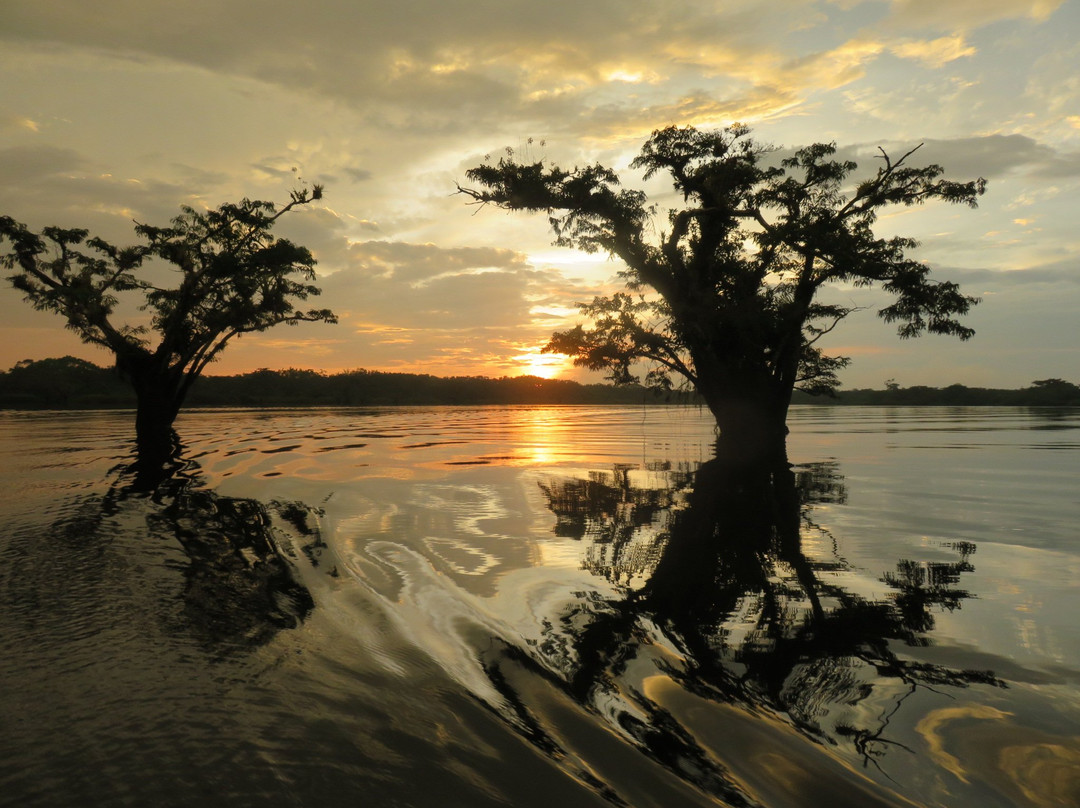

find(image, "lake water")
[1,405,1078,807]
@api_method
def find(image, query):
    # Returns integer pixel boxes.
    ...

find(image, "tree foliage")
[1,188,337,455]
[460,125,986,444]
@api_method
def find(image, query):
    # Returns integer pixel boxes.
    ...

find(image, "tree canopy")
[460,125,986,453]
[1,188,336,460]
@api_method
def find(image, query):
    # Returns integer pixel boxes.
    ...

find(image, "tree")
[1,188,337,462]
[1026,378,1080,405]
[459,125,985,456]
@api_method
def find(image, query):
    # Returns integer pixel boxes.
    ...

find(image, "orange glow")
[515,351,570,379]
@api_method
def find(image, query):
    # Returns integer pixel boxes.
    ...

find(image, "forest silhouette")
[2,356,1077,410]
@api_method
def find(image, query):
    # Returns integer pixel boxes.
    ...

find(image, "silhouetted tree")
[1026,378,1080,405]
[460,125,986,455]
[1,189,336,463]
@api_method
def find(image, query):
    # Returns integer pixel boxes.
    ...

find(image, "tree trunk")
[114,350,185,469]
[133,380,183,467]
[682,326,795,461]
[696,376,791,462]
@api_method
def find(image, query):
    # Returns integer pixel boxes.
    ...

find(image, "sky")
[1,0,1078,389]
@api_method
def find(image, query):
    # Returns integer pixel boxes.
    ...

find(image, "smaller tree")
[1,188,337,462]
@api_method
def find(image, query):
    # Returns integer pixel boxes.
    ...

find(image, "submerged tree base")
[713,415,791,467]
[127,423,186,492]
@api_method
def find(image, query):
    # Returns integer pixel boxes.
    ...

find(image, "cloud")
[169,163,232,188]
[934,258,1080,286]
[883,0,1065,31]
[1024,41,1080,132]
[907,135,1080,179]
[0,144,87,184]
[2,1,1068,149]
[342,167,372,183]
[339,240,530,283]
[0,148,199,238]
[813,134,1080,186]
[839,74,978,135]
[0,114,40,133]
[0,1,830,137]
[781,39,886,90]
[890,35,976,67]
[272,205,354,270]
[212,238,609,376]
[526,32,958,140]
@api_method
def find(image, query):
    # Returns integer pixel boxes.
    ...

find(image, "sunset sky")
[2,0,1077,388]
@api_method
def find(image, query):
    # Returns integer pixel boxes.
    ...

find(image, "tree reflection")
[144,478,316,650]
[523,445,1000,797]
[71,461,320,653]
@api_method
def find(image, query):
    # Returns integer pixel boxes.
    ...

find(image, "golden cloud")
[891,35,977,67]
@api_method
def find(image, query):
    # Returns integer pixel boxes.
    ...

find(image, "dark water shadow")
[144,478,316,651]
[483,445,1002,805]
[62,449,321,654]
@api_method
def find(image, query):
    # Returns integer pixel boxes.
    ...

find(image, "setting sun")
[515,350,570,379]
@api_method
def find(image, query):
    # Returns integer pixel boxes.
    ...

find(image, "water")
[1,405,1078,807]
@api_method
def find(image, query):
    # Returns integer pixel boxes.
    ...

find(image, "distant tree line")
[792,377,1080,406]
[2,357,1078,410]
[0,357,689,410]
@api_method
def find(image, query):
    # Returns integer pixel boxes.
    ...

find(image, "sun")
[515,350,569,379]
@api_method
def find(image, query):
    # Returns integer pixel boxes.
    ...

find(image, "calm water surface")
[1,405,1078,807]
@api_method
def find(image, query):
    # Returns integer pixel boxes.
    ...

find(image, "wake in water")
[323,452,1001,806]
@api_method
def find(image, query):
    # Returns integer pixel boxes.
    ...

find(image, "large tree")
[1,188,336,462]
[459,125,985,455]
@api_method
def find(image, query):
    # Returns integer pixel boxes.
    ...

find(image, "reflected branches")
[47,460,322,654]
[542,462,692,589]
[145,479,317,650]
[504,447,1003,799]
